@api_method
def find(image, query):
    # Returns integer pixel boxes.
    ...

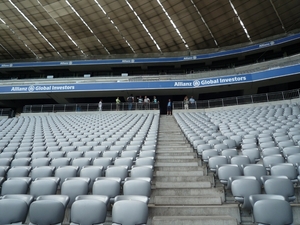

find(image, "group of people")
[99,96,196,112]
[183,96,196,109]
[132,95,159,110]
[99,95,159,111]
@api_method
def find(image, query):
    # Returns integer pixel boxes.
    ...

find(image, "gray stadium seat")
[243,164,267,186]
[70,199,107,225]
[112,200,148,225]
[249,194,286,208]
[29,200,66,225]
[270,163,298,184]
[264,177,296,202]
[30,166,55,180]
[217,164,242,190]
[231,178,261,210]
[30,179,58,199]
[61,179,89,207]
[262,154,284,171]
[123,179,151,197]
[54,166,79,187]
[0,199,29,224]
[93,179,121,204]
[252,199,293,225]
[241,148,261,163]
[1,179,29,195]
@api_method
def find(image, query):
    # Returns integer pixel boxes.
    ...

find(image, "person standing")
[167,99,172,115]
[98,99,102,111]
[153,96,159,110]
[144,96,150,110]
[137,96,143,110]
[184,96,189,109]
[116,97,121,111]
[189,96,196,109]
[127,94,134,110]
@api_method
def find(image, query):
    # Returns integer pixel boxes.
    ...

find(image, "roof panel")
[0,0,298,60]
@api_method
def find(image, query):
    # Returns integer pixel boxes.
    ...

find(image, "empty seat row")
[0,194,148,225]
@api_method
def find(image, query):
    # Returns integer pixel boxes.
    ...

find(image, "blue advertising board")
[1,64,299,94]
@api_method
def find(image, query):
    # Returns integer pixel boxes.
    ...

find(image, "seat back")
[30,179,58,199]
[80,166,104,190]
[70,199,107,225]
[0,199,28,224]
[92,179,120,203]
[1,179,29,195]
[112,200,148,225]
[29,200,65,225]
[249,194,286,208]
[93,157,113,169]
[123,179,151,197]
[270,163,298,182]
[264,178,296,202]
[130,166,153,179]
[54,166,78,187]
[243,164,267,186]
[208,156,228,173]
[61,179,89,207]
[7,166,31,177]
[217,164,242,189]
[105,166,128,181]
[231,178,261,210]
[253,199,293,225]
[30,166,54,180]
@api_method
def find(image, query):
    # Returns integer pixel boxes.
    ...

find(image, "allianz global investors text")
[200,76,247,85]
[11,85,75,92]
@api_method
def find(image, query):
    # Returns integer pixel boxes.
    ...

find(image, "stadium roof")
[0,0,300,61]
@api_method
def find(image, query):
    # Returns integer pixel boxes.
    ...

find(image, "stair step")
[156,159,197,163]
[156,155,194,159]
[151,187,224,200]
[155,162,199,167]
[156,149,194,153]
[154,196,222,205]
[154,176,212,182]
[157,146,192,150]
[155,166,202,171]
[155,170,204,176]
[156,153,196,157]
[152,216,239,225]
[148,205,241,224]
[155,181,211,188]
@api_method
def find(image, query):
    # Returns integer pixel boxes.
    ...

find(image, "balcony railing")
[23,102,160,113]
[172,88,300,110]
[0,108,13,116]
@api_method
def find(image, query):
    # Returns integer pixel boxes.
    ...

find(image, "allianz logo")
[174,80,200,87]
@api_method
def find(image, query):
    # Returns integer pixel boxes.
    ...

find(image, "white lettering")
[183,56,193,60]
[201,79,219,85]
[35,86,51,91]
[52,85,75,90]
[219,76,247,83]
[11,87,28,92]
[1,64,12,67]
[174,82,192,87]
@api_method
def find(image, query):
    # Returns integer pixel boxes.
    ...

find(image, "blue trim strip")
[1,64,299,94]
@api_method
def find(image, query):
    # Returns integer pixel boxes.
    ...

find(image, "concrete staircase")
[148,115,240,225]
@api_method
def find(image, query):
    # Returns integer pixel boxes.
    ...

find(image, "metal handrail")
[172,88,300,110]
[23,102,160,113]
